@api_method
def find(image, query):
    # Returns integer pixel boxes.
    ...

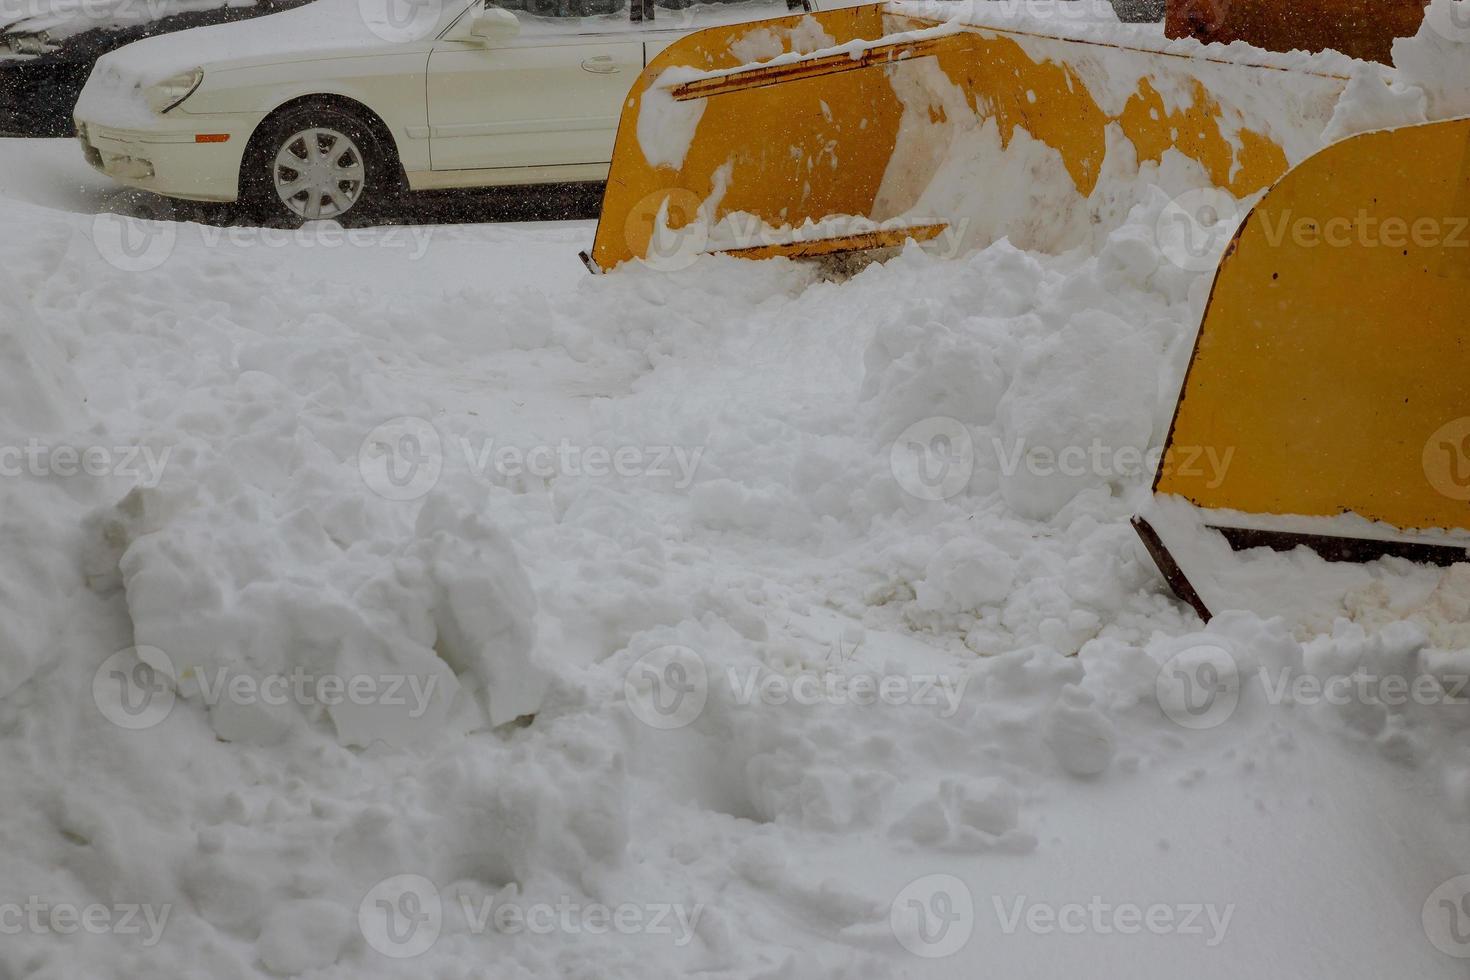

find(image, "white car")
[72,0,806,224]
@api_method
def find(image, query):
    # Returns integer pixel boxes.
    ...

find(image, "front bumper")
[75,112,259,203]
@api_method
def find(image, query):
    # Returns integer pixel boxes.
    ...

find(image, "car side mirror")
[469,6,520,43]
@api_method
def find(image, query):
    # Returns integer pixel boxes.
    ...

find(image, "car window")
[484,0,629,35]
[483,0,792,35]
[494,0,622,15]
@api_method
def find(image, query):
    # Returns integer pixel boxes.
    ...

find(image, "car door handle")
[581,56,621,74]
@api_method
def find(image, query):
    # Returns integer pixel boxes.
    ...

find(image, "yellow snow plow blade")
[1138,118,1470,620]
[1156,118,1470,531]
[590,2,1349,271]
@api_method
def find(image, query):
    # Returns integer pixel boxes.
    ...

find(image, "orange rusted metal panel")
[1165,0,1430,64]
[671,36,951,101]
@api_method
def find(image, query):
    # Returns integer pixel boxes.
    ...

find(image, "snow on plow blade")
[588,1,1349,271]
[1137,118,1470,621]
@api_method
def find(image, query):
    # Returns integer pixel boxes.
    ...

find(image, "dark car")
[0,0,315,136]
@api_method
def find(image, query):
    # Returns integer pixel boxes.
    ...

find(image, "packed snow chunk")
[1043,685,1116,777]
[1300,619,1433,752]
[180,850,269,932]
[1323,64,1429,143]
[994,309,1158,521]
[728,27,785,63]
[914,537,1017,614]
[891,776,1034,852]
[410,495,546,728]
[637,69,708,170]
[432,713,633,884]
[0,267,87,436]
[690,478,808,539]
[0,267,94,697]
[949,776,1023,837]
[859,306,1008,443]
[0,478,90,699]
[324,648,462,748]
[98,473,544,746]
[1383,563,1470,653]
[255,899,350,976]
[1396,0,1470,121]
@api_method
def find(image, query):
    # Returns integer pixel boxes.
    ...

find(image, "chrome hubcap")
[272,127,366,220]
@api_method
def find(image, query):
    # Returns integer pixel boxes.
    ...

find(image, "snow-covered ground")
[3,17,1470,973]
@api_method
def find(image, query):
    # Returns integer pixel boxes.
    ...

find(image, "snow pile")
[48,228,556,748]
[6,7,1470,973]
[1322,61,1429,142]
[90,479,545,746]
[992,307,1159,521]
[1403,0,1470,119]
[0,264,91,698]
[0,265,86,435]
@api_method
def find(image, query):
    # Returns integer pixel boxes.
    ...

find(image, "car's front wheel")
[242,104,397,227]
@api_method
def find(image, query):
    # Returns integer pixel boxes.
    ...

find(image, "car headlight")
[144,67,204,114]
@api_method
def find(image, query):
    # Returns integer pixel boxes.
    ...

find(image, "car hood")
[2,0,260,43]
[89,0,434,82]
[75,0,432,124]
